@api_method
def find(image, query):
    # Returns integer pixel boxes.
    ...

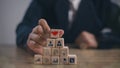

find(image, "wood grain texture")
[0,44,120,68]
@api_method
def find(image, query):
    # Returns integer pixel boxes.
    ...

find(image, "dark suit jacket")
[16,0,120,49]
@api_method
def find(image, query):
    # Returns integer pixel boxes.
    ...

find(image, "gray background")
[0,0,31,45]
[0,0,119,45]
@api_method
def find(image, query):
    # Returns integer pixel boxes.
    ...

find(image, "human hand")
[75,31,98,49]
[27,19,64,54]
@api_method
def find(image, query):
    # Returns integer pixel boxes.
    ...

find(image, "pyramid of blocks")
[34,29,77,64]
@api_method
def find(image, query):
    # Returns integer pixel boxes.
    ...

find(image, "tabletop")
[0,44,120,68]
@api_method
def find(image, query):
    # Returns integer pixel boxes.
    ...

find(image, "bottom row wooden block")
[68,55,77,64]
[59,57,68,64]
[34,54,77,64]
[34,55,42,64]
[51,56,59,64]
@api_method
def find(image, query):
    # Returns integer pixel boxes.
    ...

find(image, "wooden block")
[43,47,51,56]
[42,56,51,64]
[51,56,59,64]
[59,56,68,64]
[52,48,59,56]
[34,54,42,64]
[50,29,63,38]
[68,55,77,64]
[55,38,64,48]
[47,38,55,47]
[50,29,59,38]
[60,46,69,56]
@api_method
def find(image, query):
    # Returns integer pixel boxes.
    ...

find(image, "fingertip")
[38,18,51,33]
[32,26,38,33]
[38,19,47,25]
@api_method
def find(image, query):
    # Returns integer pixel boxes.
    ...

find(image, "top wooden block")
[50,29,62,38]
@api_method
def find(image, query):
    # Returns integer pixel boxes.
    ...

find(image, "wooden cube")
[59,56,68,64]
[60,46,69,56]
[52,48,59,56]
[51,56,59,64]
[43,47,51,56]
[47,38,55,47]
[50,29,59,38]
[34,54,42,64]
[42,56,51,64]
[55,38,64,48]
[68,55,77,64]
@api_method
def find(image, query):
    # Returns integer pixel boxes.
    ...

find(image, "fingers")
[32,25,44,35]
[38,19,64,37]
[28,33,47,46]
[27,40,43,54]
[27,30,47,54]
[27,19,51,54]
[38,19,51,33]
[27,40,36,49]
[29,33,40,41]
[32,19,51,34]
[81,31,98,48]
[81,31,95,42]
[27,19,65,54]
[76,31,98,49]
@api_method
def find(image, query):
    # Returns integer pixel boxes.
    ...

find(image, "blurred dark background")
[0,0,119,45]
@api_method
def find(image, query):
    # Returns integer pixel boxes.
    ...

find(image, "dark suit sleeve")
[16,0,43,49]
[96,0,120,48]
[109,4,120,34]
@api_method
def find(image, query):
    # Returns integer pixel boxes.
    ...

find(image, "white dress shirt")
[68,0,81,28]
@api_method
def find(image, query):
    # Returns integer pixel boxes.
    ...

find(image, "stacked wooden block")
[34,29,77,64]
